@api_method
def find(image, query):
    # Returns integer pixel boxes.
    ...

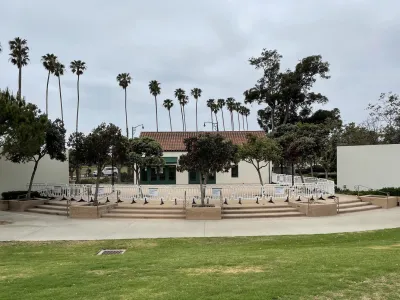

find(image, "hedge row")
[336,187,400,196]
[1,191,41,200]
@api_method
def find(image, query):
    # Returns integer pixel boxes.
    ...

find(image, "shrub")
[121,172,133,183]
[336,187,400,196]
[1,191,41,200]
[79,177,111,184]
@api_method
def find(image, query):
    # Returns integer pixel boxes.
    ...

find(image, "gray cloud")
[1,0,399,135]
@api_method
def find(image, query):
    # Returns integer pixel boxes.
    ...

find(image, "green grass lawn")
[1,229,400,300]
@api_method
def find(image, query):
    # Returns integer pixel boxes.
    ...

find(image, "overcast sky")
[1,0,399,137]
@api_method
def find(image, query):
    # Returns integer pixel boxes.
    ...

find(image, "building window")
[231,165,239,178]
[159,168,166,181]
[189,170,197,182]
[150,168,157,181]
[169,166,176,181]
[141,168,148,182]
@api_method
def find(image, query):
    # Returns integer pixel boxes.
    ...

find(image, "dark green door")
[188,171,216,184]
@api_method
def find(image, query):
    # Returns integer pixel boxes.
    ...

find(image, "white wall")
[0,155,69,196]
[164,151,270,185]
[337,144,400,190]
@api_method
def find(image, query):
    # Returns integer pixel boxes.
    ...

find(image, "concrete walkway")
[1,207,400,241]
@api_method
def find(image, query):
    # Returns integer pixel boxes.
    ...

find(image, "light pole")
[131,124,144,139]
[204,122,218,131]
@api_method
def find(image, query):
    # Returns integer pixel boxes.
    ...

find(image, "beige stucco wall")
[0,154,69,196]
[164,151,271,185]
[337,144,400,190]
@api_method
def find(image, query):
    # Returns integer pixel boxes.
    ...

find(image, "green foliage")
[67,132,86,182]
[339,122,380,145]
[1,190,40,200]
[70,60,86,76]
[239,134,281,185]
[9,37,30,68]
[79,177,111,184]
[337,187,400,197]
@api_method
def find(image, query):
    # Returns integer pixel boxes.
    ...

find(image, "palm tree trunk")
[125,88,129,138]
[215,113,219,131]
[183,105,187,131]
[18,67,22,100]
[168,109,172,132]
[154,95,159,132]
[58,76,64,123]
[246,116,249,131]
[231,112,234,131]
[180,105,184,131]
[76,75,80,133]
[210,109,214,131]
[242,115,245,130]
[46,70,50,115]
[271,107,275,133]
[221,109,226,131]
[27,159,40,200]
[196,99,198,132]
[237,113,241,131]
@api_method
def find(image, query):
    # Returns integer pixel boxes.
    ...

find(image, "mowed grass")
[1,229,400,300]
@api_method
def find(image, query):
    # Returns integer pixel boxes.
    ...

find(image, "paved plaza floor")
[0,206,399,241]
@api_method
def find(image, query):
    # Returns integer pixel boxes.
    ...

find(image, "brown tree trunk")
[324,169,328,179]
[125,88,129,138]
[58,76,64,123]
[168,109,172,132]
[283,102,290,124]
[196,99,198,132]
[271,107,275,133]
[155,95,159,132]
[221,109,226,131]
[117,166,122,183]
[231,112,234,130]
[76,75,80,133]
[257,169,264,186]
[237,113,241,131]
[18,67,22,100]
[27,159,40,199]
[46,70,50,115]
[94,165,101,205]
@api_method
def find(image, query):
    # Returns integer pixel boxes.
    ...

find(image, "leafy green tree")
[127,137,164,185]
[174,88,186,131]
[217,98,226,131]
[41,53,58,115]
[149,80,161,132]
[163,99,174,132]
[226,97,236,130]
[111,135,129,183]
[9,37,30,99]
[70,60,87,133]
[116,73,132,138]
[191,88,202,132]
[53,61,66,123]
[83,123,121,203]
[206,99,215,130]
[2,114,66,199]
[178,134,238,205]
[239,134,281,185]
[67,132,86,183]
[339,123,380,145]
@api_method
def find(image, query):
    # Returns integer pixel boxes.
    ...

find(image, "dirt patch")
[368,243,400,250]
[183,266,264,275]
[0,220,12,225]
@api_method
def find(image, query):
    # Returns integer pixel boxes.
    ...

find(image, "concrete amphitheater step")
[116,205,184,211]
[111,208,185,215]
[222,204,290,209]
[35,204,67,211]
[26,208,68,216]
[222,211,305,219]
[338,204,380,214]
[222,207,299,214]
[102,213,185,219]
[338,201,371,209]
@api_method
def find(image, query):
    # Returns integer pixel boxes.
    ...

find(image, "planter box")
[186,206,221,220]
[289,201,337,217]
[69,203,117,219]
[0,200,9,211]
[359,195,398,209]
[8,199,47,212]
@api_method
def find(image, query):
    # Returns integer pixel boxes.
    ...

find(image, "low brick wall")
[289,201,337,217]
[359,195,398,209]
[8,199,47,212]
[0,200,9,211]
[186,206,221,220]
[69,203,117,219]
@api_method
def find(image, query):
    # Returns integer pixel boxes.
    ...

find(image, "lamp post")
[131,124,144,139]
[203,122,218,131]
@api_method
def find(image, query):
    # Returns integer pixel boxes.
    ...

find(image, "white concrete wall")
[164,151,270,185]
[337,144,400,190]
[0,155,69,196]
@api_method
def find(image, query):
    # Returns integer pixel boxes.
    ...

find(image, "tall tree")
[116,73,132,138]
[9,37,30,99]
[182,95,189,131]
[191,88,202,132]
[211,103,220,131]
[239,106,246,130]
[239,134,282,185]
[67,132,86,184]
[174,88,186,131]
[243,107,250,130]
[206,99,215,130]
[149,80,161,132]
[70,60,87,133]
[235,102,242,131]
[163,99,174,132]
[217,98,226,131]
[41,53,58,115]
[226,97,236,130]
[53,61,66,123]
[178,134,238,205]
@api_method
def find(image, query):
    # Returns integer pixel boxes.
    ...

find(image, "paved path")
[1,207,400,241]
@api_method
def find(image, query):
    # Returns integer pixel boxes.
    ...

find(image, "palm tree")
[217,98,226,131]
[9,37,29,99]
[70,60,87,133]
[117,73,132,138]
[239,106,246,130]
[235,102,242,131]
[53,61,66,122]
[163,99,174,131]
[243,107,250,130]
[41,53,58,115]
[149,80,161,132]
[182,95,189,131]
[191,88,202,132]
[226,97,236,130]
[211,103,220,131]
[206,99,215,131]
[174,88,186,131]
